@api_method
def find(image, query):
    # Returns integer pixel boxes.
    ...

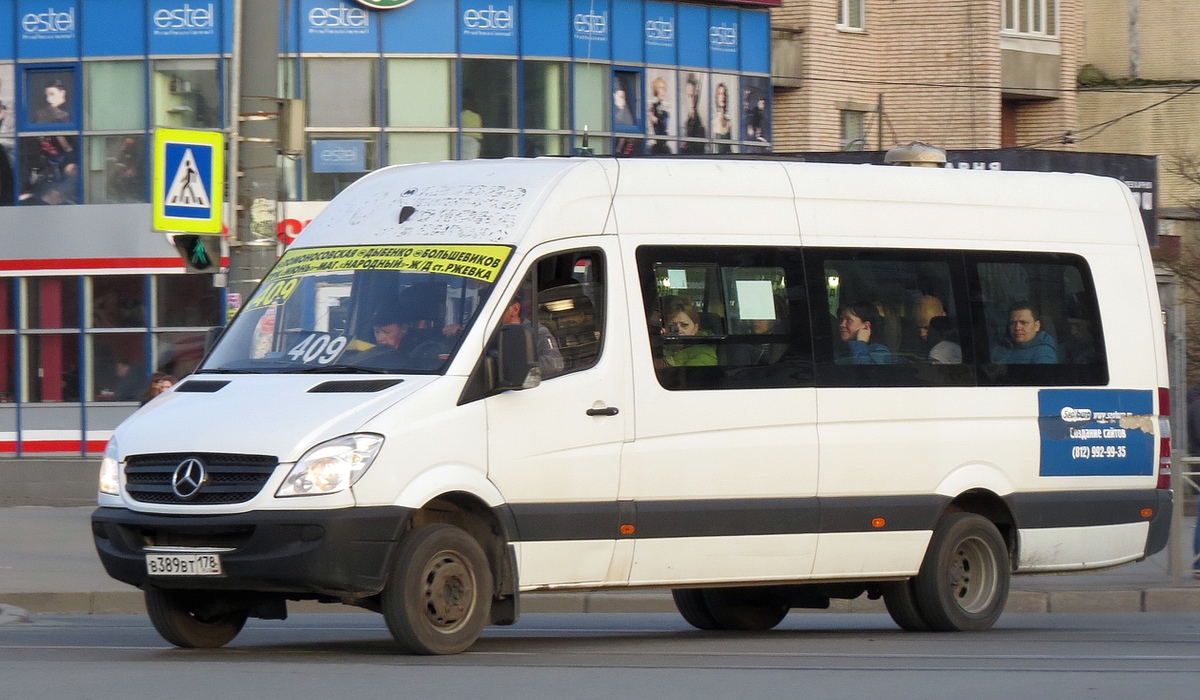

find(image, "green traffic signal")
[173,234,219,272]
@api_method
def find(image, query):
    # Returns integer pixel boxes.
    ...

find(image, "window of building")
[92,276,146,328]
[524,61,570,131]
[839,0,865,30]
[156,276,222,328]
[306,58,376,128]
[85,135,146,204]
[387,133,453,165]
[24,333,80,402]
[387,58,452,128]
[305,133,378,201]
[152,59,220,129]
[462,59,518,158]
[840,110,866,151]
[89,331,146,401]
[27,277,80,329]
[19,135,80,206]
[1003,0,1057,37]
[86,61,146,131]
[573,63,609,135]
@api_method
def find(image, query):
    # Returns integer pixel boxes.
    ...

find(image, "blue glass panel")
[708,6,738,72]
[610,0,640,63]
[459,0,518,56]
[676,3,706,69]
[280,0,301,54]
[382,0,455,54]
[298,0,379,54]
[17,0,80,60]
[643,1,674,66]
[147,0,221,55]
[521,0,568,58]
[571,0,609,61]
[83,0,144,57]
[740,9,769,74]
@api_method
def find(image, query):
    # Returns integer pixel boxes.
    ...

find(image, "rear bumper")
[1143,489,1172,558]
[91,505,413,598]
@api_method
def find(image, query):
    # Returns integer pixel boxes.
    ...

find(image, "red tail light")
[1158,387,1172,490]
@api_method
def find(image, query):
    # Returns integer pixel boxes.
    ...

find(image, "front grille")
[125,452,279,505]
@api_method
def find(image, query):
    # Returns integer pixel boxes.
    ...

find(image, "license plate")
[145,552,224,577]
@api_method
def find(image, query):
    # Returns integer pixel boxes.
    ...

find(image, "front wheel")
[144,589,248,648]
[381,524,493,655]
[912,512,1010,632]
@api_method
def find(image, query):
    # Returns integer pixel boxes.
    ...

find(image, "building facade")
[769,0,1081,153]
[0,0,776,456]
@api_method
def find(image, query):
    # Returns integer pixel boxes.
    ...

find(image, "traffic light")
[172,234,221,273]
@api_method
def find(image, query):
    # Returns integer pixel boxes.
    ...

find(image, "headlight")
[98,439,121,496]
[276,434,384,498]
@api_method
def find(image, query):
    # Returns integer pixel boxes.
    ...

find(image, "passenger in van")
[992,301,1058,364]
[835,301,892,365]
[926,316,962,364]
[663,304,718,367]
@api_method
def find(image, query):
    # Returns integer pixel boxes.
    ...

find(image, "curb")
[4,588,1200,619]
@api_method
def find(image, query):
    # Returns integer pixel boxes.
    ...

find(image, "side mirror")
[496,324,540,390]
[202,326,226,357]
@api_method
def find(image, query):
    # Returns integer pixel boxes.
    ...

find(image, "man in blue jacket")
[992,301,1057,364]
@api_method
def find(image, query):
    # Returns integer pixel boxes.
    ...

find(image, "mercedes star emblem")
[171,458,208,500]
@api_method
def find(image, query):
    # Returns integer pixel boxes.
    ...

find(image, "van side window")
[507,249,606,380]
[808,249,974,388]
[970,253,1106,386]
[636,245,813,390]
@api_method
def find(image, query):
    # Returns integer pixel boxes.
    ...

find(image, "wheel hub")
[422,551,475,632]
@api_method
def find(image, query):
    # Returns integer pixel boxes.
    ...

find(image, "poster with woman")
[710,74,738,154]
[0,65,15,205]
[679,71,708,154]
[19,135,79,205]
[645,68,676,155]
[26,69,77,129]
[741,75,771,147]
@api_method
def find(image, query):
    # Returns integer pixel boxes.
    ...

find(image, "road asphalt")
[1,506,1199,622]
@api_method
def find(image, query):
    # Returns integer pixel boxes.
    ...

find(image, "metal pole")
[876,93,884,152]
[1159,269,1187,579]
[228,0,281,309]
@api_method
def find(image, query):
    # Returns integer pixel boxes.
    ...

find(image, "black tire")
[144,588,248,649]
[701,587,790,631]
[912,512,1010,632]
[671,588,720,630]
[882,580,932,632]
[381,524,493,655]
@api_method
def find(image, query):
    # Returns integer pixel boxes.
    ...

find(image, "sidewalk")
[1,506,1199,618]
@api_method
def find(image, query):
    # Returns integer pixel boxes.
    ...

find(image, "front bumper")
[92,506,414,598]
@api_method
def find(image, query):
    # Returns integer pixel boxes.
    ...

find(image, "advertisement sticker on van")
[1038,389,1155,476]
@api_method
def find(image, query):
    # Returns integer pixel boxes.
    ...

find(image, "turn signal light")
[1141,508,1153,519]
[619,524,635,535]
[872,518,886,528]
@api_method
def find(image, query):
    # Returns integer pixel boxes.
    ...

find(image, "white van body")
[93,158,1171,652]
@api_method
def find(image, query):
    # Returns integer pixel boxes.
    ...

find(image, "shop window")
[307,58,376,128]
[305,133,377,200]
[679,72,708,154]
[156,275,222,328]
[92,276,146,328]
[840,110,866,151]
[153,331,208,379]
[387,133,453,166]
[387,58,452,128]
[152,59,220,129]
[0,334,13,403]
[645,68,675,154]
[27,277,80,330]
[462,59,517,159]
[24,334,81,402]
[85,135,146,204]
[524,61,569,131]
[19,135,80,206]
[573,63,608,134]
[90,332,147,402]
[711,75,738,154]
[526,134,569,157]
[86,61,146,131]
[0,280,14,330]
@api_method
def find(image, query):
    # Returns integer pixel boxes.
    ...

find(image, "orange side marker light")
[620,524,635,535]
[1140,508,1153,519]
[871,517,886,529]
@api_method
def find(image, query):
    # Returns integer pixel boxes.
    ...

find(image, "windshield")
[202,244,512,375]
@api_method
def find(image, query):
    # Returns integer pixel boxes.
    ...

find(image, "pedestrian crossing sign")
[153,128,225,234]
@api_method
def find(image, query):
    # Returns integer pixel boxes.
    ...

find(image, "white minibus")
[93,157,1171,653]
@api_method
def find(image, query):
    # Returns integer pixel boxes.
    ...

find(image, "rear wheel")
[912,513,1010,632]
[882,580,931,632]
[381,524,493,655]
[671,588,720,630]
[144,589,248,648]
[701,587,789,631]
